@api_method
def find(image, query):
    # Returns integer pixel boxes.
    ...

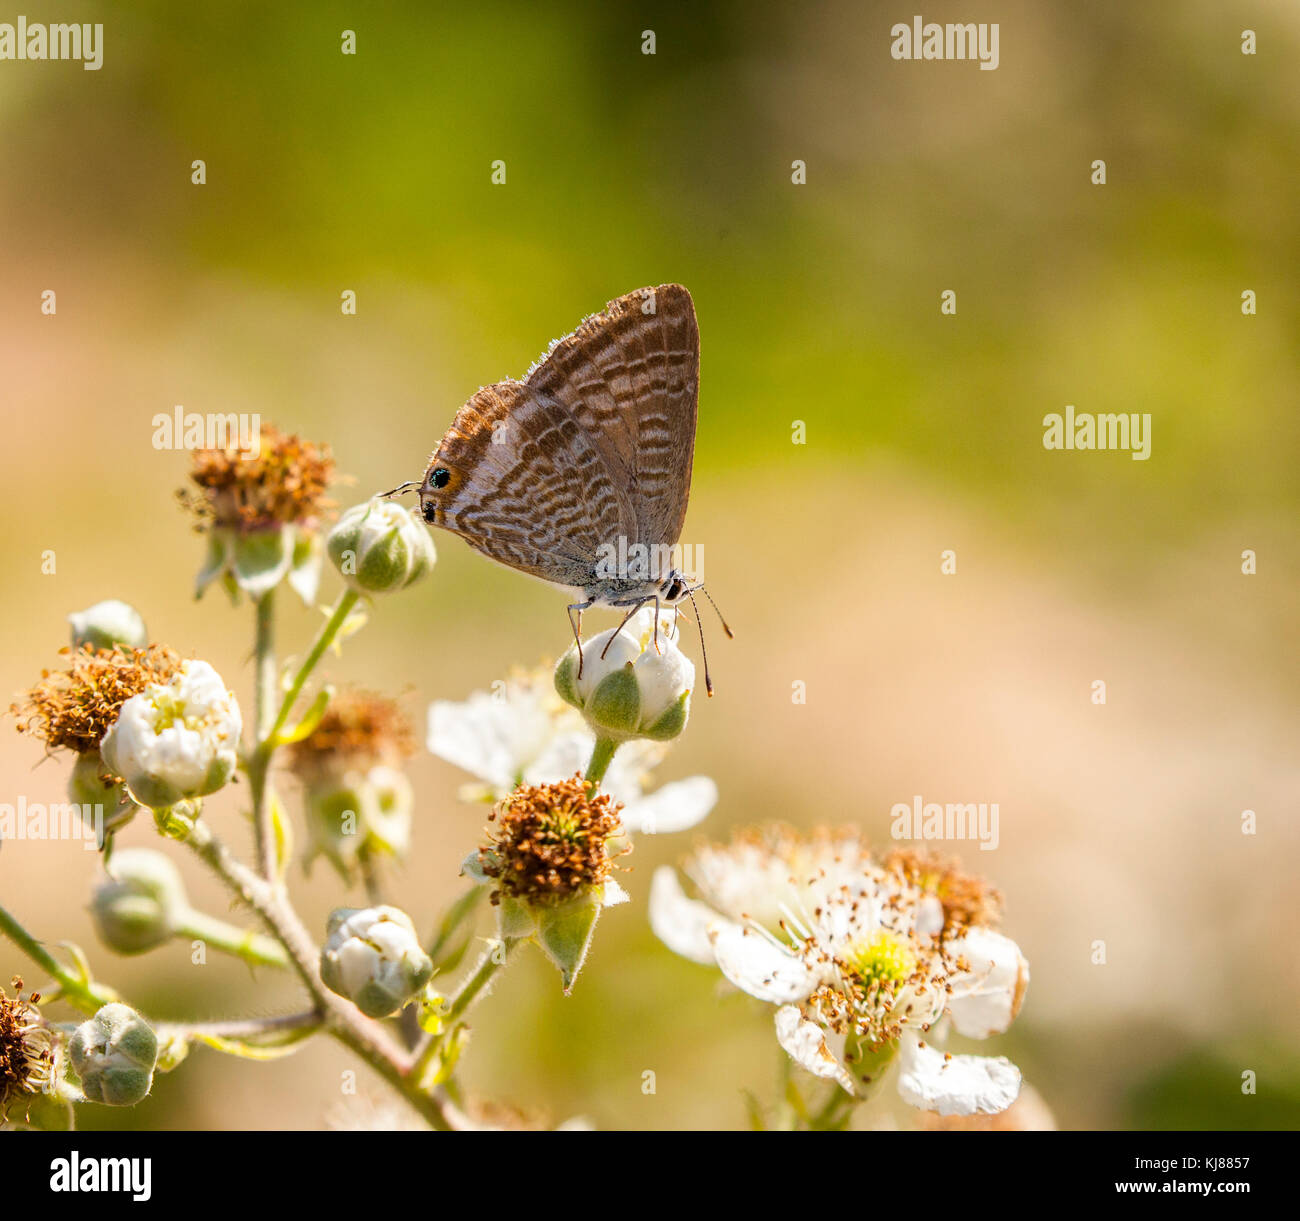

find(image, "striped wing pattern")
[423,284,699,590]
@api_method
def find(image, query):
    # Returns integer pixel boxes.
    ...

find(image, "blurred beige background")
[1,0,1298,1129]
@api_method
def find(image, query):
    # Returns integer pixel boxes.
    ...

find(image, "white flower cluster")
[651,829,1029,1116]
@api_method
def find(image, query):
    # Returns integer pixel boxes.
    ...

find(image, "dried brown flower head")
[0,978,54,1114]
[178,424,335,533]
[480,775,625,906]
[11,644,180,755]
[882,847,1002,937]
[287,689,415,776]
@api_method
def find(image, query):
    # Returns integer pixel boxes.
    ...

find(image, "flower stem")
[0,904,118,1015]
[410,938,515,1087]
[584,736,619,791]
[250,588,278,881]
[266,589,360,744]
[174,910,289,969]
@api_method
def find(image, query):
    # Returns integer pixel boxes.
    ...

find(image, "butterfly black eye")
[422,501,437,523]
[430,467,451,490]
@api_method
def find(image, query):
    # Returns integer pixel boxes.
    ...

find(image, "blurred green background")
[2,0,1298,1130]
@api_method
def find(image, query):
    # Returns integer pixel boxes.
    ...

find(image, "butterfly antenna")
[684,587,715,697]
[379,480,420,499]
[699,585,735,639]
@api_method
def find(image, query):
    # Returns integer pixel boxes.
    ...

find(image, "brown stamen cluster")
[883,847,1002,937]
[178,424,335,532]
[480,775,625,906]
[0,978,54,1113]
[11,644,180,755]
[287,689,415,776]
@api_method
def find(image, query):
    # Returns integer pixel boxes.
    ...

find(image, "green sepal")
[536,893,601,993]
[641,689,690,741]
[586,664,641,737]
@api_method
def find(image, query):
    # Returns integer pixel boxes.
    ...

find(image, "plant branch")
[183,816,468,1130]
[0,904,118,1015]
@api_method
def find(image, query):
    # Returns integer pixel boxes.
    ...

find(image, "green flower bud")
[68,752,138,847]
[68,1004,158,1106]
[320,906,434,1018]
[68,600,148,651]
[90,848,188,954]
[555,608,694,743]
[327,500,435,595]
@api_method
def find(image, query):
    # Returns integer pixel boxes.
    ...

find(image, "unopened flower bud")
[100,660,241,809]
[327,500,435,595]
[90,849,188,955]
[320,906,433,1018]
[68,1004,158,1106]
[555,608,693,742]
[68,600,148,651]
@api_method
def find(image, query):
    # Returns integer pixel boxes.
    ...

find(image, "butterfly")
[387,284,730,693]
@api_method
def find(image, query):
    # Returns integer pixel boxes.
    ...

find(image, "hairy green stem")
[411,937,515,1087]
[266,589,360,744]
[250,588,278,881]
[174,909,289,969]
[0,904,118,1014]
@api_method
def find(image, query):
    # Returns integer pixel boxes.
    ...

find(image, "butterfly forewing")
[525,283,698,550]
[423,284,700,594]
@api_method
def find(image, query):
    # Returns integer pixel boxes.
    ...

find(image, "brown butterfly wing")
[422,379,636,589]
[524,283,699,548]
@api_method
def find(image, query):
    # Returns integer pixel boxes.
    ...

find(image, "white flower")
[101,660,242,809]
[320,906,433,1019]
[428,665,715,835]
[650,829,1029,1116]
[554,607,694,741]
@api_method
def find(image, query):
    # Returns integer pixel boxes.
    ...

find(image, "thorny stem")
[184,816,469,1130]
[0,904,119,1015]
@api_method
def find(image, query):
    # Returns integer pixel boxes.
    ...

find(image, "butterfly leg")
[600,596,657,660]
[567,600,595,679]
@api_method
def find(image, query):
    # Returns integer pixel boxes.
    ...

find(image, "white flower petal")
[896,1034,1021,1116]
[427,693,549,790]
[710,922,816,1003]
[774,1005,854,1093]
[602,878,630,907]
[648,867,722,965]
[621,776,717,835]
[521,730,593,787]
[946,927,1029,1038]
